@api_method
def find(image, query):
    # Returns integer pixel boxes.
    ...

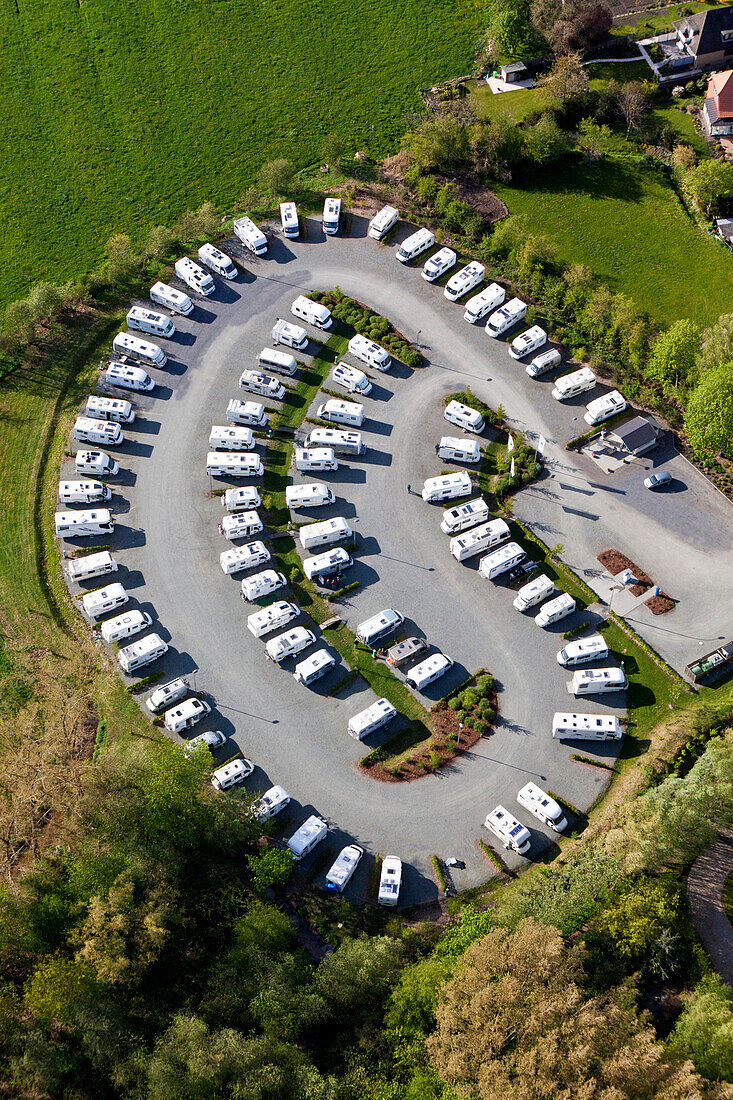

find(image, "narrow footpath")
[687,828,733,990]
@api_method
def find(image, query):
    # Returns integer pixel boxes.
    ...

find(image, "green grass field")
[0,0,486,305]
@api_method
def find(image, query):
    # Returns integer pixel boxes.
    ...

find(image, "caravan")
[112,332,167,368]
[421,246,457,282]
[240,569,287,602]
[117,633,168,673]
[293,648,336,686]
[81,583,128,620]
[211,758,254,791]
[226,399,268,428]
[331,363,372,396]
[85,395,135,424]
[485,297,527,338]
[247,600,300,638]
[101,610,152,645]
[105,361,154,393]
[316,399,364,428]
[567,667,628,696]
[303,547,352,582]
[444,399,484,434]
[287,815,327,860]
[149,281,194,316]
[450,519,510,562]
[421,472,472,503]
[126,306,175,339]
[444,261,485,303]
[368,205,399,240]
[233,215,268,256]
[299,517,352,551]
[440,497,490,535]
[437,436,481,464]
[220,541,270,574]
[59,480,111,505]
[463,282,505,324]
[174,257,215,296]
[404,653,453,692]
[356,609,403,646]
[221,511,264,541]
[322,197,341,235]
[265,627,316,664]
[198,242,237,279]
[291,294,332,330]
[348,698,397,740]
[271,318,308,351]
[513,574,555,612]
[252,785,291,821]
[239,369,286,401]
[584,390,627,426]
[396,227,435,263]
[73,417,123,447]
[517,783,568,832]
[223,486,261,513]
[75,450,119,477]
[348,334,391,372]
[556,634,609,668]
[65,551,117,584]
[534,592,576,628]
[294,448,338,472]
[508,325,547,360]
[552,712,622,741]
[163,697,210,734]
[146,678,189,714]
[304,428,363,455]
[478,542,526,581]
[206,453,263,478]
[280,201,299,238]
[552,367,596,402]
[258,348,297,377]
[484,805,531,855]
[526,347,562,379]
[55,509,114,538]
[208,425,254,452]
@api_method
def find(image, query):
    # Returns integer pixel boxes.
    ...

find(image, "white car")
[421,247,457,282]
[252,785,291,822]
[324,844,364,893]
[183,729,226,756]
[378,856,403,907]
[145,677,189,714]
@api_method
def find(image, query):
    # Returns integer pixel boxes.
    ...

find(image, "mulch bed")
[598,548,676,616]
[443,171,508,224]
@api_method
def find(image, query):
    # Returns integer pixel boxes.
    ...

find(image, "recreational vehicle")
[174,257,215,296]
[271,318,308,350]
[293,648,336,686]
[220,511,264,541]
[126,306,175,338]
[437,437,481,464]
[74,450,119,477]
[287,815,327,860]
[206,453,263,478]
[322,197,341,235]
[478,542,526,581]
[280,201,299,238]
[395,227,435,263]
[298,517,352,551]
[567,667,628,696]
[303,547,352,581]
[85,395,135,424]
[526,347,562,378]
[211,758,254,791]
[356,609,403,646]
[556,634,609,667]
[226,399,268,428]
[240,569,287,602]
[117,633,167,673]
[291,294,332,330]
[59,480,111,505]
[348,334,391,372]
[219,541,270,574]
[105,362,154,392]
[294,447,338,472]
[316,399,364,428]
[378,856,402,906]
[331,363,372,395]
[239,369,286,401]
[208,425,254,452]
[223,486,261,513]
[73,417,123,447]
[54,509,114,538]
[65,551,117,584]
[324,844,363,892]
[534,592,576,628]
[508,325,547,360]
[444,261,484,303]
[404,653,453,692]
[444,399,484,434]
[101,610,152,645]
[304,428,363,455]
[517,782,568,832]
[440,497,490,535]
[421,246,456,282]
[368,205,399,240]
[163,697,210,734]
[484,805,531,855]
[233,215,268,256]
[265,627,316,664]
[421,472,472,504]
[81,583,128,620]
[551,367,596,402]
[198,242,237,278]
[552,712,622,741]
[258,348,297,376]
[146,678,189,714]
[513,574,555,612]
[247,600,300,638]
[584,390,627,426]
[252,785,291,821]
[485,297,527,338]
[450,519,510,562]
[463,282,505,324]
[348,698,397,740]
[112,331,167,368]
[149,281,194,316]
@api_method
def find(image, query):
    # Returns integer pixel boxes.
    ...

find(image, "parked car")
[386,636,429,668]
[644,471,672,490]
[183,730,226,756]
[505,559,539,584]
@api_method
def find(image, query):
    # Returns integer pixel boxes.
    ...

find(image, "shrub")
[447,698,461,711]
[461,689,479,709]
[480,702,495,722]
[476,674,494,696]
[456,709,468,724]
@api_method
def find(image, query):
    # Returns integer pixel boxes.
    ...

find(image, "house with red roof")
[704,70,733,136]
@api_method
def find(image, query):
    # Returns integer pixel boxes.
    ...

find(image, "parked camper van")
[240,569,287,602]
[291,294,332,330]
[444,261,485,302]
[317,399,364,428]
[280,201,299,238]
[198,242,237,279]
[206,453,264,478]
[163,697,210,734]
[112,332,167,368]
[348,698,397,740]
[463,282,505,324]
[526,347,562,379]
[567,667,628,696]
[437,436,481,464]
[348,334,391,372]
[552,712,622,740]
[405,653,453,692]
[331,363,372,396]
[484,805,531,855]
[219,541,270,574]
[233,215,268,256]
[440,497,490,536]
[485,297,527,338]
[303,547,352,581]
[287,815,327,860]
[101,610,151,645]
[368,205,399,240]
[174,257,215,296]
[396,227,435,263]
[55,509,114,538]
[421,246,456,283]
[356,609,403,646]
[73,417,123,447]
[444,399,484,434]
[149,281,194,316]
[551,367,596,402]
[252,785,291,821]
[209,425,254,452]
[105,361,154,393]
[59,480,111,505]
[324,844,363,893]
[81,583,128,620]
[517,782,568,832]
[220,511,264,541]
[117,632,167,673]
[513,574,555,612]
[271,318,308,351]
[75,450,119,477]
[183,730,226,757]
[295,447,338,472]
[304,428,363,455]
[223,486,261,513]
[322,197,341,234]
[247,601,299,638]
[534,592,576,628]
[556,634,609,667]
[265,626,316,664]
[450,519,510,562]
[239,369,286,401]
[584,389,627,426]
[299,517,352,551]
[211,758,254,791]
[85,395,135,424]
[421,472,472,503]
[146,678,189,714]
[126,306,175,339]
[386,637,428,668]
[478,542,526,581]
[65,551,117,584]
[509,325,547,360]
[226,399,268,429]
[294,648,336,686]
[378,856,402,906]
[258,347,297,377]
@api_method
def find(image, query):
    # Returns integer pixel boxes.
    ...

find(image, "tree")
[587,876,680,967]
[685,364,733,456]
[548,2,612,53]
[618,82,651,138]
[1,298,35,346]
[103,233,140,283]
[24,957,97,1027]
[699,311,733,374]
[146,224,178,261]
[258,157,295,195]
[246,847,294,893]
[522,114,568,165]
[672,143,697,170]
[671,976,733,1082]
[647,318,700,395]
[683,158,733,217]
[484,0,537,58]
[400,116,470,175]
[176,201,220,243]
[26,282,64,325]
[577,117,612,161]
[321,132,346,167]
[538,53,589,111]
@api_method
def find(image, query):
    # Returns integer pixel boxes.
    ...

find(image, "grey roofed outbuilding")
[607,416,660,455]
[500,62,527,78]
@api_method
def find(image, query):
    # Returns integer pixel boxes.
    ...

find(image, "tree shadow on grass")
[512,153,646,204]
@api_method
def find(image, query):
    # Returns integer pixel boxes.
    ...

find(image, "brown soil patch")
[443,171,508,224]
[598,549,675,615]
[645,592,676,615]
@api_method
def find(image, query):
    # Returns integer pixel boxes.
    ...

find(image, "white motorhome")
[287,483,335,515]
[265,626,316,663]
[303,547,351,581]
[271,318,308,351]
[287,815,327,860]
[421,246,456,282]
[55,509,114,538]
[219,541,270,574]
[126,306,175,339]
[81,582,128,620]
[463,282,505,324]
[291,294,332,330]
[534,592,576,628]
[198,242,237,279]
[378,856,402,907]
[322,196,341,235]
[556,634,609,668]
[247,600,300,638]
[85,395,135,424]
[226,399,268,428]
[405,653,453,692]
[258,348,297,377]
[450,519,510,562]
[324,844,363,892]
[146,677,189,713]
[208,425,254,452]
[331,363,372,396]
[65,551,117,584]
[317,399,364,428]
[239,369,286,401]
[421,472,472,504]
[149,281,194,316]
[348,334,391,372]
[552,712,622,741]
[444,261,485,303]
[280,201,299,238]
[206,452,264,478]
[299,516,352,551]
[485,297,527,338]
[240,569,287,602]
[517,783,568,832]
[105,361,154,393]
[305,427,363,455]
[356,608,403,646]
[552,367,596,402]
[59,480,111,505]
[252,785,291,821]
[526,347,562,379]
[513,574,555,612]
[211,758,254,791]
[112,332,167,368]
[75,450,119,477]
[437,436,481,464]
[117,632,167,673]
[223,486,261,513]
[567,667,628,696]
[293,648,336,686]
[101,609,152,645]
[484,805,531,855]
[478,542,526,581]
[174,257,215,296]
[444,399,484,434]
[440,497,490,536]
[368,205,399,240]
[348,697,397,740]
[73,417,123,447]
[584,390,627,426]
[233,215,268,256]
[221,511,264,541]
[163,697,210,734]
[509,325,547,361]
[295,447,338,472]
[396,227,435,263]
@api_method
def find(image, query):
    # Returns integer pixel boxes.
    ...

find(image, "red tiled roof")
[710,70,733,117]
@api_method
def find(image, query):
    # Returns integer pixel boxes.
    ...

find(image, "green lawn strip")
[468,82,542,124]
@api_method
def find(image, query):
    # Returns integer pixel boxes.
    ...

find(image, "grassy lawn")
[0,0,486,306]
[612,0,719,38]
[469,81,542,123]
[652,102,709,155]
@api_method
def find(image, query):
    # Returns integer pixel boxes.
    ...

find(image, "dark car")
[386,636,428,668]
[644,471,672,491]
[505,559,539,584]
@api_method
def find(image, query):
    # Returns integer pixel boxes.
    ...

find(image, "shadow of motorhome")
[191,306,218,325]
[266,237,297,264]
[210,283,242,305]
[401,864,440,909]
[114,567,146,591]
[413,661,469,703]
[326,467,367,485]
[391,223,418,249]
[349,214,371,240]
[128,417,161,436]
[362,419,393,438]
[120,438,154,458]
[112,468,137,488]
[133,600,159,625]
[353,533,380,556]
[301,218,327,245]
[366,383,394,403]
[359,447,392,467]
[109,525,147,551]
[109,497,131,517]
[385,359,416,381]
[527,829,561,864]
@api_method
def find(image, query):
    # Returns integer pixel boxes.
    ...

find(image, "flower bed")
[598,548,676,615]
[308,288,423,368]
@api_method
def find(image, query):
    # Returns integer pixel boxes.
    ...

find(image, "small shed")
[714,217,733,245]
[607,416,661,456]
[499,62,527,84]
